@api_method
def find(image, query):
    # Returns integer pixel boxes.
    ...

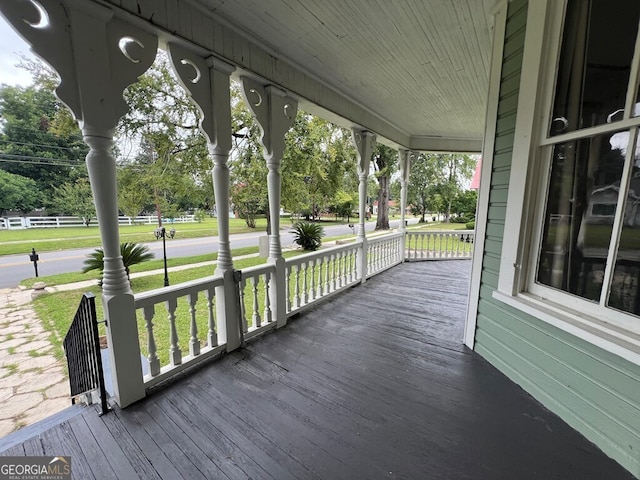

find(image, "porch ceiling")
[193,0,495,151]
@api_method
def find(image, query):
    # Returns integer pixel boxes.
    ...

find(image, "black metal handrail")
[63,292,110,415]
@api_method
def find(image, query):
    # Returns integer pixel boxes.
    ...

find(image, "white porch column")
[0,0,158,407]
[166,44,242,351]
[398,149,413,260]
[352,129,376,283]
[241,77,298,327]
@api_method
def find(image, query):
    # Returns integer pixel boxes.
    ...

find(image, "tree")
[117,51,213,225]
[408,153,477,223]
[451,189,478,219]
[229,81,356,228]
[372,144,397,230]
[51,178,96,225]
[0,169,40,216]
[408,153,446,223]
[0,58,88,199]
[229,84,268,228]
[437,154,477,222]
[117,164,153,220]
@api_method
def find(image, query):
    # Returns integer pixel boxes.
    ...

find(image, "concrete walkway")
[0,288,69,437]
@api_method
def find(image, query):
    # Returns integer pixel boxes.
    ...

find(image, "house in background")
[1,0,638,476]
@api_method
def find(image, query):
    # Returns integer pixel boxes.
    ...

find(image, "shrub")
[194,210,207,223]
[291,221,324,251]
[465,221,475,230]
[82,242,155,284]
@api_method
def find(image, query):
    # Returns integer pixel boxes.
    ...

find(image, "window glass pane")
[537,131,627,301]
[550,0,640,136]
[608,156,640,317]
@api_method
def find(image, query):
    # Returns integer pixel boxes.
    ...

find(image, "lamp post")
[160,227,169,287]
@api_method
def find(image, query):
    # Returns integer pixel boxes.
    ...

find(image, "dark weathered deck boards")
[1,261,634,479]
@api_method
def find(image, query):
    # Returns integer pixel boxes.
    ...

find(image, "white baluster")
[252,276,261,329]
[143,305,160,376]
[294,264,301,309]
[310,260,317,300]
[349,251,355,283]
[316,258,323,298]
[302,263,309,305]
[188,292,200,357]
[264,272,272,323]
[205,288,217,348]
[323,255,330,295]
[285,267,291,313]
[166,298,181,366]
[330,254,336,291]
[240,279,248,333]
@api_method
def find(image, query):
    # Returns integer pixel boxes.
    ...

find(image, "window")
[533,0,640,320]
[489,0,640,362]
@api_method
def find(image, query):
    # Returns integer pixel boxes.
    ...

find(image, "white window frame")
[492,0,640,366]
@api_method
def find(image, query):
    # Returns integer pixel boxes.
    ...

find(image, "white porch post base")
[217,269,242,351]
[269,257,287,328]
[103,294,145,407]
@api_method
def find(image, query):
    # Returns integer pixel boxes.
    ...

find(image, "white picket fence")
[0,215,197,230]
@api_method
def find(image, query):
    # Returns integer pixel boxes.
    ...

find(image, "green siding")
[474,0,640,476]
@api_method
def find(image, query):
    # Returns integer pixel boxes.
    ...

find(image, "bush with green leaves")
[465,221,475,230]
[82,242,155,284]
[291,221,324,251]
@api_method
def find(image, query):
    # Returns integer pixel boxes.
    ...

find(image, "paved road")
[0,219,415,288]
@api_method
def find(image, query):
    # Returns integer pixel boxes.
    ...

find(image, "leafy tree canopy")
[0,169,41,216]
[50,178,96,226]
[0,58,87,200]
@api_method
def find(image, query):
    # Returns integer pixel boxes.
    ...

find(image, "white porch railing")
[239,263,277,340]
[134,275,225,388]
[285,241,361,316]
[366,232,404,277]
[120,230,474,394]
[405,230,475,260]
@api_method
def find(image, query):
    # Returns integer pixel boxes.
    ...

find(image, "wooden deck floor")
[0,261,634,479]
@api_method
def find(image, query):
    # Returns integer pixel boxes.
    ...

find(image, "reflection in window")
[550,0,640,136]
[537,132,626,302]
[608,169,640,316]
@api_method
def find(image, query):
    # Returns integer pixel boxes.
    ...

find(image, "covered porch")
[1,261,631,479]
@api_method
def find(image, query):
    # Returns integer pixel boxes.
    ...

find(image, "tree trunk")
[375,174,390,230]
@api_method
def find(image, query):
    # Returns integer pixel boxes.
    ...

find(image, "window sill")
[491,290,640,367]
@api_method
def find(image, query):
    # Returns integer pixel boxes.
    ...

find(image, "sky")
[0,15,36,87]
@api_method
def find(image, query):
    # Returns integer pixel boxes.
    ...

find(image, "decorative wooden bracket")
[352,129,377,178]
[240,77,298,163]
[166,42,235,152]
[0,0,158,135]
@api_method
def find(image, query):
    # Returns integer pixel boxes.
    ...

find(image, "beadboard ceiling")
[194,0,496,149]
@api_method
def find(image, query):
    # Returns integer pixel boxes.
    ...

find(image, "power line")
[0,153,84,167]
[0,138,86,152]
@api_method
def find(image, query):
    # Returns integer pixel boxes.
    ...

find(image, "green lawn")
[0,216,374,256]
